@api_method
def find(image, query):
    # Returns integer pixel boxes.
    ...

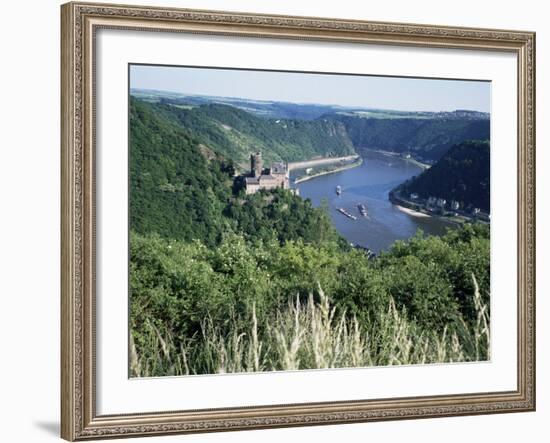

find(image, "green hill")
[132,93,490,166]
[324,114,490,161]
[129,97,341,246]
[128,97,492,377]
[132,88,489,122]
[396,140,490,211]
[136,99,356,167]
[129,97,236,246]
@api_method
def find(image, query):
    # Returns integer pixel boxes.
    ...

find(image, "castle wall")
[245,153,290,194]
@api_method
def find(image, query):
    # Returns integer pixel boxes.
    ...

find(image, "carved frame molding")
[61,2,535,440]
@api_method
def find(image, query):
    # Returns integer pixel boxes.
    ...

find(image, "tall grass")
[130,275,490,377]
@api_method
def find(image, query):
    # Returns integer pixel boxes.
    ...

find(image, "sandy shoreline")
[293,158,363,184]
[288,154,359,171]
[368,149,431,170]
[394,204,431,218]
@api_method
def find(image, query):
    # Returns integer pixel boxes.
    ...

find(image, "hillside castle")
[244,152,290,195]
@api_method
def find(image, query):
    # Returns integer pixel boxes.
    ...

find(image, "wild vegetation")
[130,97,346,247]
[326,113,490,161]
[130,225,490,377]
[130,97,235,245]
[132,92,490,165]
[129,95,491,377]
[396,140,490,212]
[132,88,489,122]
[138,98,355,166]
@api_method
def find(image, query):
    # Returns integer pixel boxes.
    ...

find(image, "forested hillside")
[325,114,490,161]
[129,95,491,377]
[132,92,489,165]
[130,97,236,246]
[133,89,489,122]
[141,100,355,166]
[131,224,490,376]
[130,97,341,246]
[224,189,344,246]
[397,140,490,211]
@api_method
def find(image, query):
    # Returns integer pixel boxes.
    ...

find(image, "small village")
[240,151,490,225]
[389,189,490,223]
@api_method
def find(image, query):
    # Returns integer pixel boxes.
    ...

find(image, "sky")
[130,64,490,113]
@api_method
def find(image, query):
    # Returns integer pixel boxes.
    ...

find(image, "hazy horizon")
[130,64,491,113]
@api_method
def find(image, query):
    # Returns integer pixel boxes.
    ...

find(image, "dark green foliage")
[130,224,490,375]
[326,114,490,161]
[375,224,490,329]
[129,95,491,376]
[130,97,343,248]
[224,188,343,246]
[398,140,490,211]
[144,101,356,165]
[130,97,237,246]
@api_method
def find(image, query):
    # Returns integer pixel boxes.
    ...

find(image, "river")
[290,151,454,253]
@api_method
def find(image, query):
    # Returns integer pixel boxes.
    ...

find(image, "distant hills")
[131,89,489,164]
[130,92,491,243]
[129,97,342,245]
[131,88,347,120]
[325,114,490,162]
[132,97,355,167]
[395,140,490,212]
[128,92,492,379]
[131,88,489,121]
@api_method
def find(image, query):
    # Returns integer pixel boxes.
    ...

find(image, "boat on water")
[357,203,368,217]
[336,185,342,195]
[337,207,357,220]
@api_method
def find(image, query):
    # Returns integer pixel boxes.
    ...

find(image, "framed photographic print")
[61,1,536,440]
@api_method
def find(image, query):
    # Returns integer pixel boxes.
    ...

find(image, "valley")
[128,86,491,377]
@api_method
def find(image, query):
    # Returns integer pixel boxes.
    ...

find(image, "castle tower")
[251,152,263,177]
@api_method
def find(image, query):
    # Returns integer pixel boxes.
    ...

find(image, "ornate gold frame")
[61,2,536,440]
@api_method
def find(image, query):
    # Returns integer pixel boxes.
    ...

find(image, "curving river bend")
[291,151,454,253]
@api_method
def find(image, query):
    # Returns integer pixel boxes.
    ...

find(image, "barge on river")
[337,207,357,220]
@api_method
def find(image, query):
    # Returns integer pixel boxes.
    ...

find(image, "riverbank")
[294,153,455,252]
[395,204,432,218]
[365,149,431,170]
[294,157,363,184]
[288,154,360,171]
[389,191,479,227]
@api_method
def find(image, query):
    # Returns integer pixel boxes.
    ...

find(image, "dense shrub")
[130,224,490,376]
